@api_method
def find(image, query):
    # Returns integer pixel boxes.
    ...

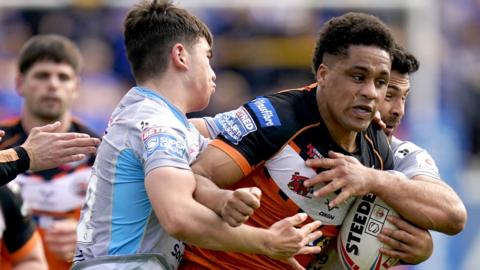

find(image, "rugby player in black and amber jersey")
[0,183,47,270]
[180,12,397,270]
[0,35,98,270]
[183,83,393,270]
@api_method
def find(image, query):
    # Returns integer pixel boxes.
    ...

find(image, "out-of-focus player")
[0,34,99,269]
[0,182,47,270]
[73,1,322,270]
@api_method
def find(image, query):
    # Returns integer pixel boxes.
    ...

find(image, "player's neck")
[21,110,72,134]
[140,77,190,115]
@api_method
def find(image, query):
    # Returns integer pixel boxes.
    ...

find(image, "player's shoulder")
[391,136,423,156]
[0,117,24,149]
[0,117,22,133]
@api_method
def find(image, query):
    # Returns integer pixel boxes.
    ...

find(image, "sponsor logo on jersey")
[415,152,438,171]
[142,127,186,159]
[247,97,281,127]
[307,143,324,159]
[213,107,257,145]
[287,172,313,198]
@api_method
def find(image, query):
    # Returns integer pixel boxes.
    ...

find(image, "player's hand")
[265,213,323,260]
[372,110,386,129]
[22,121,100,171]
[221,187,261,227]
[44,218,78,262]
[378,215,433,264]
[304,151,375,208]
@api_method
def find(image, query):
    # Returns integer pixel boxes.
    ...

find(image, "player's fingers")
[55,132,93,141]
[381,227,413,245]
[225,201,255,219]
[301,229,323,248]
[312,178,342,197]
[284,213,309,226]
[296,244,322,256]
[57,154,87,165]
[223,215,246,227]
[305,158,342,170]
[57,146,98,158]
[379,247,407,261]
[304,169,338,188]
[35,121,61,133]
[61,137,100,148]
[298,220,322,237]
[329,190,351,208]
[386,215,418,234]
[234,189,261,209]
[284,257,306,270]
[249,187,262,200]
[378,232,409,252]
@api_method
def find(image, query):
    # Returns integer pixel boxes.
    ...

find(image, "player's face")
[316,45,391,134]
[17,61,79,121]
[187,37,216,112]
[379,70,409,140]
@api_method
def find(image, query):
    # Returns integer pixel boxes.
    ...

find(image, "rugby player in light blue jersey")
[73,1,323,270]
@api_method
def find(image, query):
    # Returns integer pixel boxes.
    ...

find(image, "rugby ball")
[337,193,399,270]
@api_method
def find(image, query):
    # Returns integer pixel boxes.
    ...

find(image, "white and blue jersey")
[74,87,208,270]
[390,136,440,180]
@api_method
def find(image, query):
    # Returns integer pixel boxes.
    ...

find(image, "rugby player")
[73,1,322,270]
[0,34,100,269]
[182,12,397,270]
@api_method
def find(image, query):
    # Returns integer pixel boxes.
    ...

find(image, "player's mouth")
[351,105,373,119]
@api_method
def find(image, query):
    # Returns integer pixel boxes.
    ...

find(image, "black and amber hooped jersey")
[183,84,394,270]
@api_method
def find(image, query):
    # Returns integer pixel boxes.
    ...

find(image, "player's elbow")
[444,203,467,235]
[160,212,192,240]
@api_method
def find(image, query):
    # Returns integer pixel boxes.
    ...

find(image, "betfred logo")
[287,172,313,198]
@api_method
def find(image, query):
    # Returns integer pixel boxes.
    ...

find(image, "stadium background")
[0,0,478,269]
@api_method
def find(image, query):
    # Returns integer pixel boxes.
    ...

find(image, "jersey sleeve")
[0,147,30,186]
[0,186,36,257]
[393,142,441,180]
[140,119,190,175]
[209,94,309,176]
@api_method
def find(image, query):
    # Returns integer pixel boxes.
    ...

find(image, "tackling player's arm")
[145,165,322,261]
[305,151,466,235]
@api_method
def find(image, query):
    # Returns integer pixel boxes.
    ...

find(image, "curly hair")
[312,12,395,75]
[391,44,420,75]
[124,0,213,83]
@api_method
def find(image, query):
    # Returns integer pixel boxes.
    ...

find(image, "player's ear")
[171,43,188,71]
[15,73,26,97]
[316,64,328,87]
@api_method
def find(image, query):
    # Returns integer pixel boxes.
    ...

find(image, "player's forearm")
[372,171,466,235]
[165,199,269,255]
[193,173,232,216]
[0,147,30,186]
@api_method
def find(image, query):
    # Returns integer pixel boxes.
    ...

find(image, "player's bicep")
[145,167,196,228]
[192,145,245,188]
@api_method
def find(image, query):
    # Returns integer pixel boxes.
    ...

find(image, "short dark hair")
[312,12,395,74]
[18,34,82,74]
[124,0,213,82]
[391,44,419,75]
